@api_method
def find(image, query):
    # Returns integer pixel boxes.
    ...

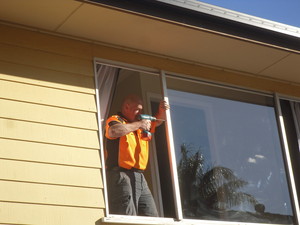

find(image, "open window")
[94,60,299,225]
[94,62,167,217]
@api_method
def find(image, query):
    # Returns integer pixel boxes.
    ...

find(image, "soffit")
[0,0,82,31]
[0,0,299,84]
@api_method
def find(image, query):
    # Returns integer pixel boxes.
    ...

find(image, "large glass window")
[166,77,294,223]
[95,62,297,224]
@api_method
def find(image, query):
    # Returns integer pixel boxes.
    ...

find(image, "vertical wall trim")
[93,59,110,216]
[274,93,300,224]
[159,70,183,221]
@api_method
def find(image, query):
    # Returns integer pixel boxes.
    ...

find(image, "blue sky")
[198,0,300,28]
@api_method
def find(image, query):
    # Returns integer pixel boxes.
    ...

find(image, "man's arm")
[108,120,151,138]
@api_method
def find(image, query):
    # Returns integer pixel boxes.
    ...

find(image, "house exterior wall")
[0,24,103,225]
[0,22,299,225]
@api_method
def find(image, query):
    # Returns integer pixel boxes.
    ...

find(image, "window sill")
[97,216,286,225]
[98,216,175,225]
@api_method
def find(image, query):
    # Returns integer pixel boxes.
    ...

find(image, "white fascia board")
[156,0,300,38]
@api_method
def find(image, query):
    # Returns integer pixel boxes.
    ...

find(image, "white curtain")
[96,64,119,127]
[290,101,300,152]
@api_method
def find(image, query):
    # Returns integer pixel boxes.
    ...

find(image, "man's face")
[124,101,143,122]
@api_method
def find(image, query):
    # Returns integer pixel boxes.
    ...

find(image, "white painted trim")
[101,215,175,224]
[156,0,300,38]
[93,58,110,217]
[101,215,291,225]
[160,70,183,220]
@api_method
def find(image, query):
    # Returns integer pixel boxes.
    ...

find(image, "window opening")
[96,64,169,217]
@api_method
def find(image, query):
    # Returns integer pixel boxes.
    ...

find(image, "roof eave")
[83,0,300,51]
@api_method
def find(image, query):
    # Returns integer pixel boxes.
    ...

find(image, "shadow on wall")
[0,61,95,90]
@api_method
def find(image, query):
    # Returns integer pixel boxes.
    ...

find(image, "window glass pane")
[167,80,294,223]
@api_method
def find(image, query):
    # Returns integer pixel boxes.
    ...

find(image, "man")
[105,94,169,216]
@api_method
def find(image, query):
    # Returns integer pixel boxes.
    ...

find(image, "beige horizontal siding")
[0,180,104,208]
[0,42,93,77]
[0,159,103,188]
[0,24,93,60]
[0,98,98,130]
[0,202,104,225]
[0,60,95,94]
[0,138,101,168]
[0,24,105,225]
[0,118,99,149]
[0,79,96,111]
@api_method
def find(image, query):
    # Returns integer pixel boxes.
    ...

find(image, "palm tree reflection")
[199,166,258,210]
[177,143,292,224]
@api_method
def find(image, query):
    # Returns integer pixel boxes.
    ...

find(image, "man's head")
[121,94,143,122]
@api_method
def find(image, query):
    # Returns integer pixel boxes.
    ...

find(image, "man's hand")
[155,100,170,126]
[160,100,170,110]
[139,119,151,131]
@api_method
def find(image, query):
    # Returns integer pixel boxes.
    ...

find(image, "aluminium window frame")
[94,57,300,225]
[275,94,300,225]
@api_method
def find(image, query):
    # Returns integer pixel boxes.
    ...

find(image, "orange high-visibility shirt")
[105,114,152,170]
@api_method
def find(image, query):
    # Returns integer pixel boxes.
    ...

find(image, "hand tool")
[136,114,165,141]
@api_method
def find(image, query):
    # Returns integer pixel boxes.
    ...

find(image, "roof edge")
[157,0,300,38]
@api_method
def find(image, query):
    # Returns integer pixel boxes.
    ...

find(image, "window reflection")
[168,89,293,224]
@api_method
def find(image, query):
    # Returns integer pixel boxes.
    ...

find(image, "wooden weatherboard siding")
[1,19,300,225]
[0,24,103,225]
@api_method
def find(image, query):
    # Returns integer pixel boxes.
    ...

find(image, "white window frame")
[94,58,300,225]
